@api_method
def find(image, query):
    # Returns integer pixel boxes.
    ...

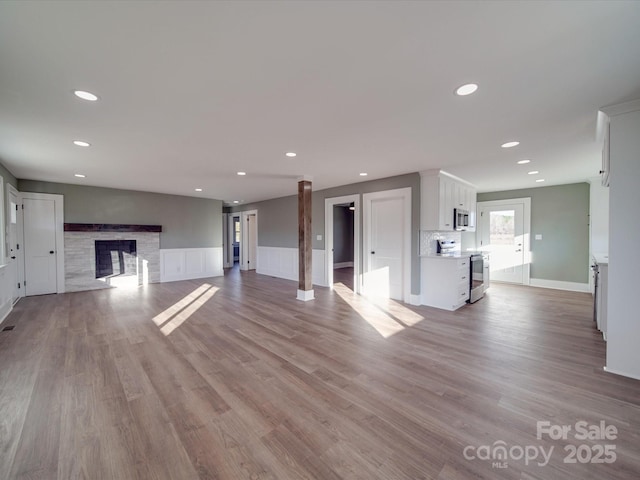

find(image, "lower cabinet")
[421,256,470,311]
[595,262,608,340]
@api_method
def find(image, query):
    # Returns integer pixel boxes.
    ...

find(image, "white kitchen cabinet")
[421,256,470,311]
[420,170,477,232]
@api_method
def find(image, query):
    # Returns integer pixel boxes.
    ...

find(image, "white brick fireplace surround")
[64,225,161,293]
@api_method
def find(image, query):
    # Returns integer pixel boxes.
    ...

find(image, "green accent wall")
[18,180,223,249]
[478,183,590,283]
[229,173,421,295]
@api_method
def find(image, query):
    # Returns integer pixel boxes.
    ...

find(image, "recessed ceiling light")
[528,171,539,175]
[359,172,368,176]
[73,90,99,101]
[455,83,478,96]
[237,171,246,176]
[285,152,297,157]
[74,174,86,178]
[536,179,545,183]
[195,188,203,192]
[501,141,520,148]
[517,159,531,164]
[233,200,239,204]
[73,140,90,147]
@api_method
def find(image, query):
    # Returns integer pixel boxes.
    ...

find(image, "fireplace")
[95,240,137,279]
[64,224,161,292]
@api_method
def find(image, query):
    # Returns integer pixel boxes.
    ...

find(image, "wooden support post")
[297,178,314,301]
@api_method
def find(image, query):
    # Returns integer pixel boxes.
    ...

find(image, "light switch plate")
[535,234,543,240]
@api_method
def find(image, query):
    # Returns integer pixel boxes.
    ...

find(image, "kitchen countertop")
[421,253,472,259]
[593,253,609,265]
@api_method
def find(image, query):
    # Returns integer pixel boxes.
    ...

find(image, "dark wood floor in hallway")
[1,268,639,480]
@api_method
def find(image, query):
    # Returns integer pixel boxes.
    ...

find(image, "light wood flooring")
[1,267,639,479]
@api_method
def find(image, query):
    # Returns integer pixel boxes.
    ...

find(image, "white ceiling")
[1,1,639,205]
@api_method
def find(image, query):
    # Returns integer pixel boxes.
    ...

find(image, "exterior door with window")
[478,203,525,284]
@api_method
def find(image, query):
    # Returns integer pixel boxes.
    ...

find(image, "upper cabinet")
[420,170,477,232]
[597,111,611,187]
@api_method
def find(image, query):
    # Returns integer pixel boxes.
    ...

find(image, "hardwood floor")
[333,266,354,291]
[1,268,639,479]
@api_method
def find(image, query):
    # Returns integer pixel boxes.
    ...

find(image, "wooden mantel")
[63,223,162,233]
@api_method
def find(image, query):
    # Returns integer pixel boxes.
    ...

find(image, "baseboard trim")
[603,366,640,381]
[529,278,590,293]
[0,302,12,326]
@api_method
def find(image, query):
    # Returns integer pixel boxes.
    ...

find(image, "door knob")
[10,256,16,259]
[371,251,375,254]
[49,250,55,254]
[515,249,522,252]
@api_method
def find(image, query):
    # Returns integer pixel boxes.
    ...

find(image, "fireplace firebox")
[95,240,137,279]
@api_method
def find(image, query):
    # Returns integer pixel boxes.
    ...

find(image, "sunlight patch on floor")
[334,282,406,338]
[152,283,218,335]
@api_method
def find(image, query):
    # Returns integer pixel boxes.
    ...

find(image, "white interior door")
[7,187,20,303]
[478,202,525,284]
[23,198,58,295]
[363,188,411,301]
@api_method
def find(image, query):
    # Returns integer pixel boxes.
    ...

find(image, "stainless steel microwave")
[454,208,469,231]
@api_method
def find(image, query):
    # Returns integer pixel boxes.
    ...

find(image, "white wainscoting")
[160,247,224,283]
[529,278,590,293]
[0,265,13,325]
[256,247,327,287]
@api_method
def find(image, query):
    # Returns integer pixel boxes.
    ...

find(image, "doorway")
[477,198,531,285]
[325,194,360,293]
[362,187,411,303]
[231,215,241,265]
[240,210,258,271]
[242,210,258,270]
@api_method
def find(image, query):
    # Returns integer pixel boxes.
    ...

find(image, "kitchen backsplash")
[419,230,462,256]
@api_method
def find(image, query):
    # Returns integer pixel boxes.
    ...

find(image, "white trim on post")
[325,194,360,293]
[297,288,315,301]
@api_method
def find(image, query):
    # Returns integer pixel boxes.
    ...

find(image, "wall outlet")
[535,234,543,240]
[316,234,322,241]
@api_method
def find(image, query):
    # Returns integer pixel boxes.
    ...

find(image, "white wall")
[589,178,609,255]
[605,104,640,380]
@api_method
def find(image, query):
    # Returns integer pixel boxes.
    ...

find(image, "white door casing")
[21,192,65,295]
[477,198,531,285]
[363,187,411,303]
[7,185,21,303]
[229,214,238,264]
[325,194,360,293]
[222,213,230,268]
